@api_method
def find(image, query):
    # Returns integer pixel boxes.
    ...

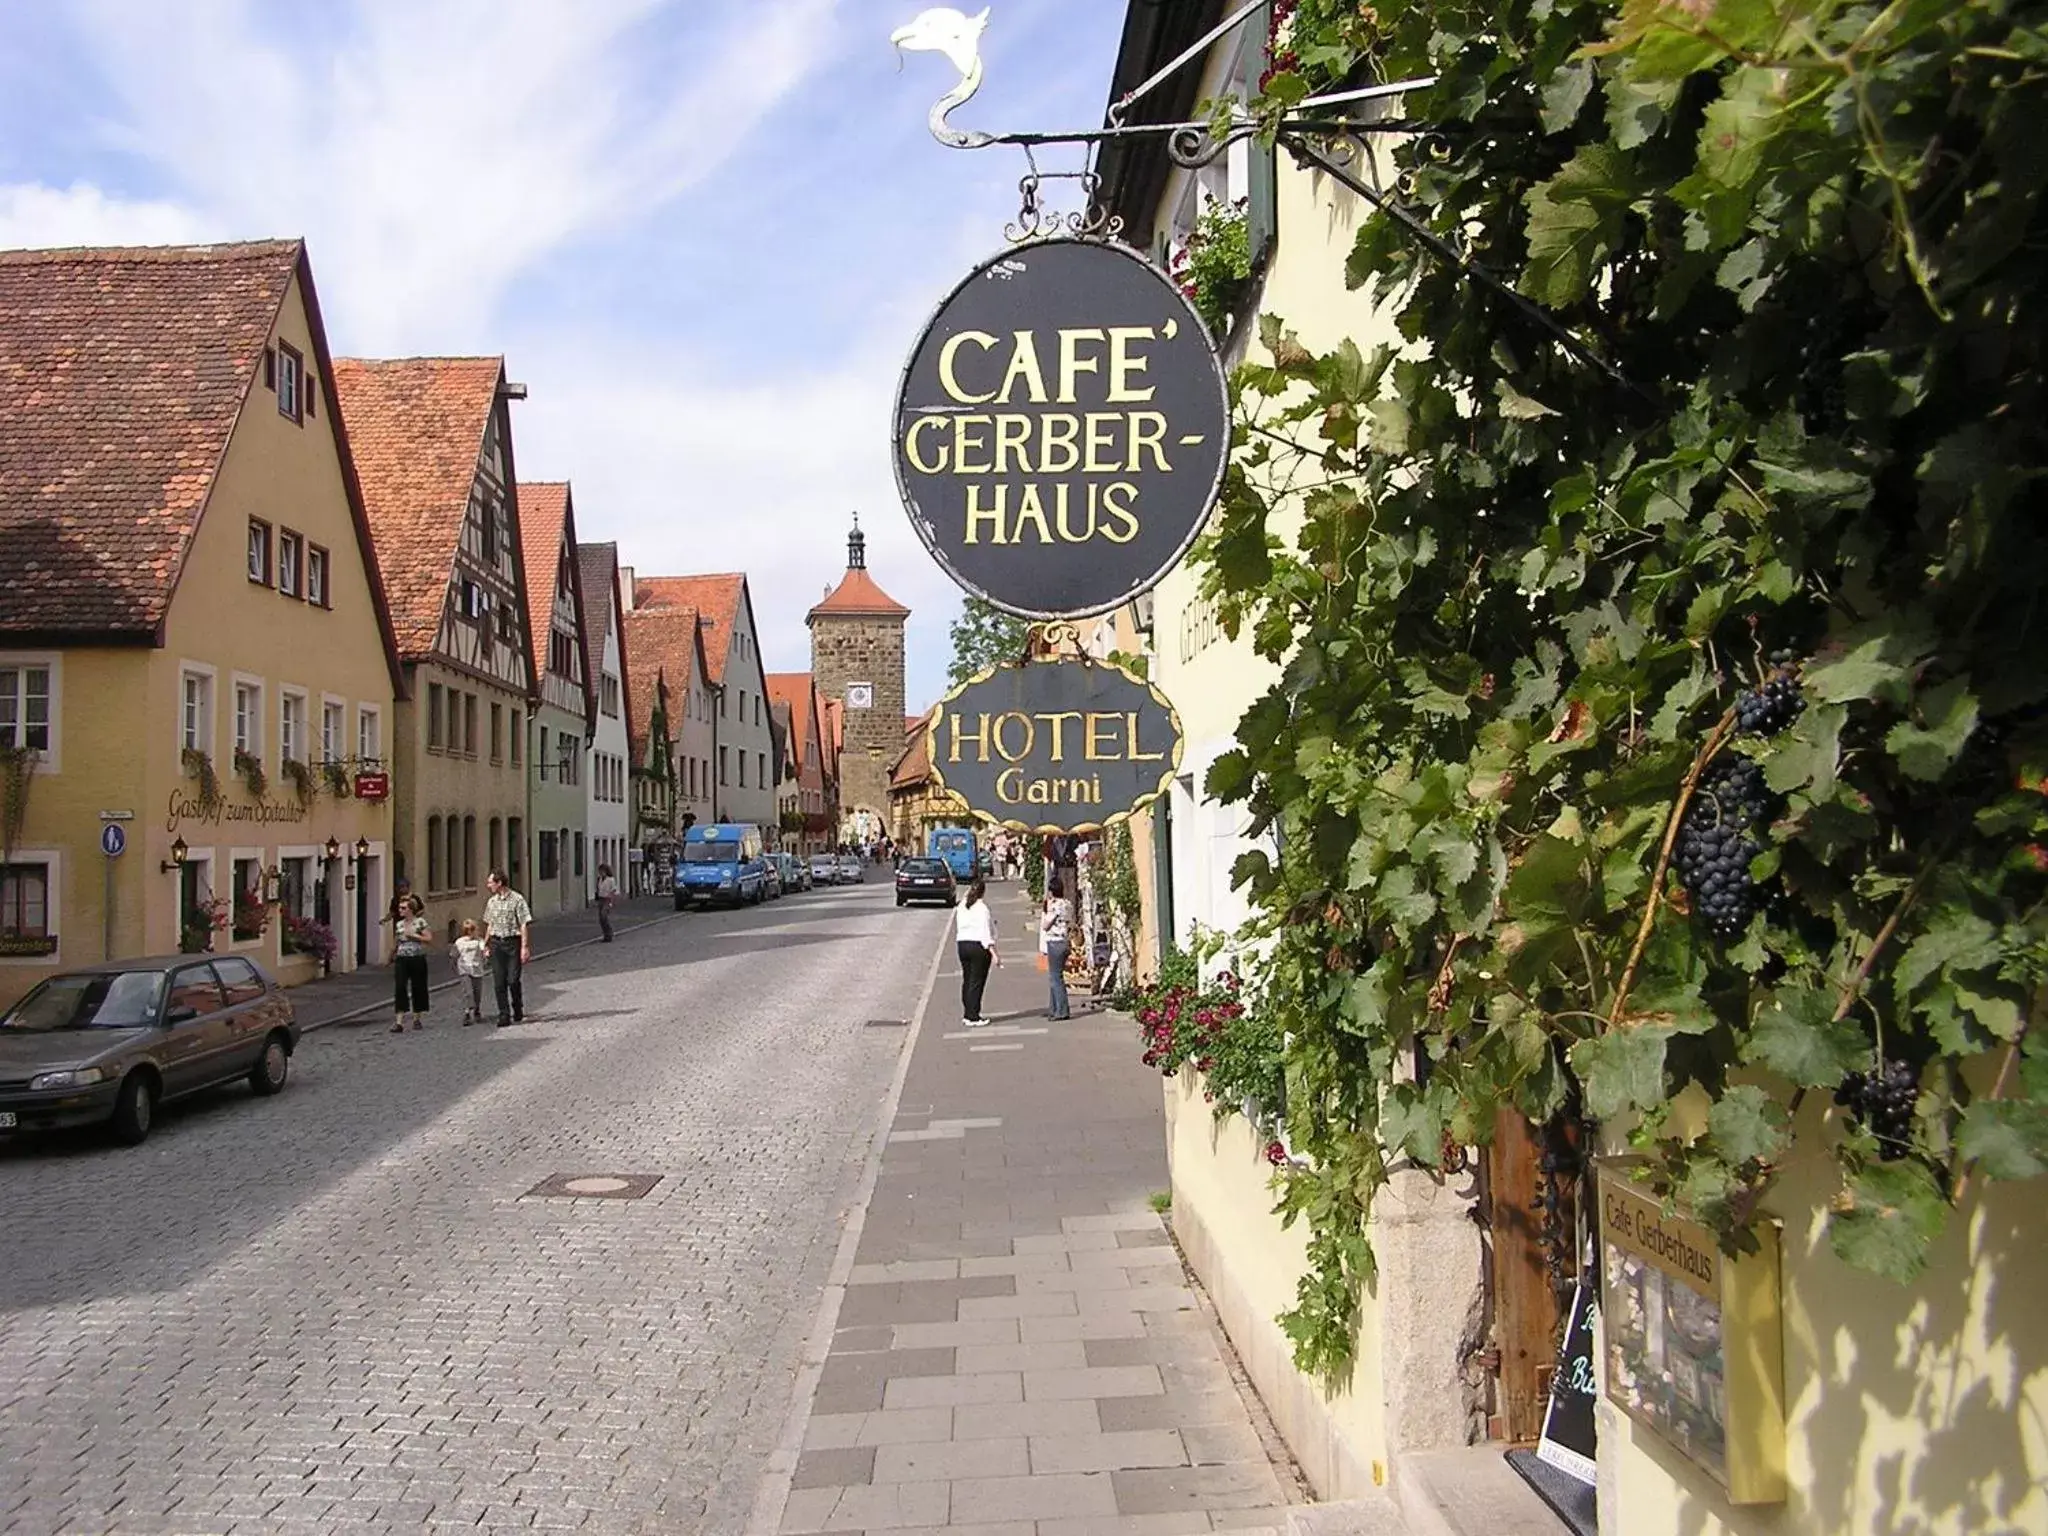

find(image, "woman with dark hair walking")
[955,878,999,1027]
[1039,875,1071,1020]
[390,894,432,1033]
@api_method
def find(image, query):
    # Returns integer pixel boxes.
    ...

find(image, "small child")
[454,918,489,1025]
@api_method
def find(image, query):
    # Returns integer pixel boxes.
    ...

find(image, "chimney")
[619,565,636,611]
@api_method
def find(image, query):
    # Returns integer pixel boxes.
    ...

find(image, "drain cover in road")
[865,1017,908,1028]
[523,1173,663,1200]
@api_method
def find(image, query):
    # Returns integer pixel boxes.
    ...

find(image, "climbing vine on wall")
[1199,0,2048,1379]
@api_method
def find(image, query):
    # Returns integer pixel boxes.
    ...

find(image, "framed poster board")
[1598,1169,1787,1504]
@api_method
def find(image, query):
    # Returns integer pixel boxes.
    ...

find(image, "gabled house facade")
[765,673,831,856]
[632,574,773,828]
[333,355,535,939]
[768,699,797,853]
[0,239,405,1003]
[517,482,594,921]
[578,542,631,903]
[620,596,714,886]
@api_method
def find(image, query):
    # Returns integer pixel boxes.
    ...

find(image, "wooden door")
[1484,1108,1582,1443]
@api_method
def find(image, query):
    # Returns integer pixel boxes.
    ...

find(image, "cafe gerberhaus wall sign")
[929,652,1182,835]
[894,238,1230,620]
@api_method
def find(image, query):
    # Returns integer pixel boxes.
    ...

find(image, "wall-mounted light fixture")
[160,836,188,873]
[324,836,341,863]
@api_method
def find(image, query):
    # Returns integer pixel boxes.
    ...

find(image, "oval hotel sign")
[894,238,1230,620]
[930,658,1183,834]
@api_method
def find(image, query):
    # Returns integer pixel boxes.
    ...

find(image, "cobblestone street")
[0,876,944,1536]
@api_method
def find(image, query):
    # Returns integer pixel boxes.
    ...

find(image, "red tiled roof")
[808,565,909,621]
[0,240,296,635]
[332,355,505,657]
[578,541,629,740]
[623,605,705,758]
[765,672,822,774]
[633,574,744,683]
[891,718,931,790]
[518,480,568,670]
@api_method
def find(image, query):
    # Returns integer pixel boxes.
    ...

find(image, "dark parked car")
[0,955,298,1146]
[895,857,959,908]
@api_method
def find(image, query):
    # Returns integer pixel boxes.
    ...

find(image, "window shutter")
[1247,2,1277,264]
[263,347,276,389]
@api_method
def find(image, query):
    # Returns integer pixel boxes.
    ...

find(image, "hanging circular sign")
[893,238,1229,620]
[929,655,1183,834]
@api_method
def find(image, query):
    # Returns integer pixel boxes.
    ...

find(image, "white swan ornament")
[892,6,992,149]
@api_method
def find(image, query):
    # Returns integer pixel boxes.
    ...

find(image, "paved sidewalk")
[760,888,1298,1535]
[284,893,680,1031]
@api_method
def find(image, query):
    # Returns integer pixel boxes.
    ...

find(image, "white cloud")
[0,181,217,249]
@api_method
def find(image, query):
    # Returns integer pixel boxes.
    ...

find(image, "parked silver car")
[808,854,841,886]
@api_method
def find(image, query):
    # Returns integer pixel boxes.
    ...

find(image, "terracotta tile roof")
[518,480,568,667]
[824,696,845,753]
[623,605,705,759]
[765,672,824,774]
[632,574,744,683]
[891,718,931,790]
[578,540,630,740]
[808,565,909,621]
[0,239,298,636]
[331,355,505,657]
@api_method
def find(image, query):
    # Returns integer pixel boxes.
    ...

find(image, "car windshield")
[2,970,167,1032]
[684,841,739,864]
[901,860,947,875]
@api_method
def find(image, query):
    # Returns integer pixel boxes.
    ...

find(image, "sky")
[0,0,1132,711]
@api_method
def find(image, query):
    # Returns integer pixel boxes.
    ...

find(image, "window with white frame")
[307,545,329,607]
[358,705,381,762]
[181,670,215,755]
[281,691,306,765]
[278,531,302,597]
[322,700,344,763]
[234,682,262,761]
[277,343,303,423]
[0,664,52,753]
[247,520,271,584]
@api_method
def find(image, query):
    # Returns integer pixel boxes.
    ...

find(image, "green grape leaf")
[1743,988,1865,1087]
[1885,678,1980,782]
[1957,1100,2048,1181]
[1520,144,1639,308]
[1707,1084,1790,1165]
[1828,1161,1947,1283]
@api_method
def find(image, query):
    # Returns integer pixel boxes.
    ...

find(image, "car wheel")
[248,1031,291,1096]
[896,896,906,907]
[110,1070,158,1146]
[673,894,687,912]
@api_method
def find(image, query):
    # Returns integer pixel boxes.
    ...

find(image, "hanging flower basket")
[321,759,352,799]
[282,758,315,808]
[183,748,222,808]
[233,749,266,799]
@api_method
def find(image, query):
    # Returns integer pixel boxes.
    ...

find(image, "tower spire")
[848,512,866,570]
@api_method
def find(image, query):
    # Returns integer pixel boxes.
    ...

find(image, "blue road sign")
[101,823,126,858]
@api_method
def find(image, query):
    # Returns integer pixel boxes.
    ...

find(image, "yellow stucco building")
[0,240,406,1006]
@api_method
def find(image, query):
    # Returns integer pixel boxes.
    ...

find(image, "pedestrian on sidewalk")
[1039,875,1072,1020]
[453,918,488,1025]
[483,870,533,1028]
[955,878,999,1027]
[595,863,619,943]
[391,894,432,1033]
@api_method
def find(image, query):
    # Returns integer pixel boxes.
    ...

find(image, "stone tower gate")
[808,517,909,841]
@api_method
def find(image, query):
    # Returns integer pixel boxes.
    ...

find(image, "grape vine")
[1187,0,2048,1379]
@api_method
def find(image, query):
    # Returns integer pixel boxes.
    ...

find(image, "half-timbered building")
[517,482,594,921]
[578,541,632,906]
[333,356,537,939]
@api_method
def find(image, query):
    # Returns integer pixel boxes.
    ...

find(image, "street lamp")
[324,836,341,864]
[160,835,188,874]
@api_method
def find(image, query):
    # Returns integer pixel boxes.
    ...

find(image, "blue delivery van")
[674,823,770,909]
[927,826,980,882]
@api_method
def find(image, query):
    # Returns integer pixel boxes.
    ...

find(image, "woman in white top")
[955,879,999,1027]
[1039,875,1072,1020]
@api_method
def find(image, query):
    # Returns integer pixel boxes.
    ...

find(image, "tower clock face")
[847,683,874,710]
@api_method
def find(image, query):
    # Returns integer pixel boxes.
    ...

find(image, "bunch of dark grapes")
[1833,1060,1919,1161]
[1736,652,1806,737]
[1674,758,1771,939]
